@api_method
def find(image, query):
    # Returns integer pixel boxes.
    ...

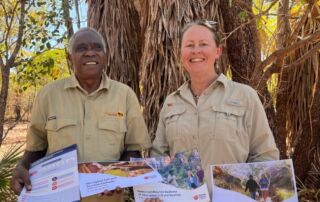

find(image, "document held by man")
[18,144,80,202]
[78,161,162,198]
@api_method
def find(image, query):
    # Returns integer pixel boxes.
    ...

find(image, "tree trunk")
[292,46,320,182]
[220,0,261,85]
[88,0,142,97]
[62,0,74,39]
[273,0,291,159]
[219,0,277,137]
[287,2,320,182]
[140,0,222,139]
[0,0,26,144]
[0,67,10,144]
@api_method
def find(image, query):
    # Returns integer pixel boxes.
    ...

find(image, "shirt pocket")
[98,118,127,159]
[163,105,186,142]
[45,118,77,153]
[211,106,245,141]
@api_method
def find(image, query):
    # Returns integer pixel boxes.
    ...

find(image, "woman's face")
[181,25,222,77]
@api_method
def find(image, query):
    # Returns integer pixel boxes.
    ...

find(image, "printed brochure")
[78,161,162,198]
[18,144,80,202]
[210,159,298,202]
[133,150,210,202]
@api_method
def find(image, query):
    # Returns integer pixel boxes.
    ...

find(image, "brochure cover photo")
[78,161,162,198]
[18,144,80,202]
[211,159,298,202]
[133,150,210,202]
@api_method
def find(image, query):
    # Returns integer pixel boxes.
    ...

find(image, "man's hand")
[10,150,46,195]
[10,164,32,195]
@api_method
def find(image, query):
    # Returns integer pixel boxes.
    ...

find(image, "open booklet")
[210,159,298,202]
[18,144,80,202]
[132,150,210,202]
[78,161,162,198]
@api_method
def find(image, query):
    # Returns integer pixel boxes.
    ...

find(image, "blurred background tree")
[0,0,319,201]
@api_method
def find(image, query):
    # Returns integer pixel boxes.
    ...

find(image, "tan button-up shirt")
[152,74,279,194]
[26,73,151,202]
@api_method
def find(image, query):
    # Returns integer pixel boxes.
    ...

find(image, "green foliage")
[0,0,67,68]
[11,49,70,93]
[0,144,24,202]
[276,188,294,201]
[253,0,279,57]
[239,11,248,22]
[21,0,66,52]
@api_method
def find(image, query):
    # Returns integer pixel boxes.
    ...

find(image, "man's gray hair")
[67,27,107,54]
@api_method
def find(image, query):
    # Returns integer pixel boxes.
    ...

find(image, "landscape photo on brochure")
[140,150,205,190]
[132,150,210,202]
[78,161,154,177]
[211,159,298,202]
[78,160,163,198]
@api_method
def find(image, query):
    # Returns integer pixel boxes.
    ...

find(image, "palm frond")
[0,143,24,202]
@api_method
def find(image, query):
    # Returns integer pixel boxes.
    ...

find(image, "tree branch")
[259,30,320,72]
[3,110,28,140]
[74,0,81,29]
[223,0,278,41]
[255,31,320,89]
[282,42,320,71]
[7,0,27,68]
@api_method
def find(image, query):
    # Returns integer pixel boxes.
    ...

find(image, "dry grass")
[0,123,27,156]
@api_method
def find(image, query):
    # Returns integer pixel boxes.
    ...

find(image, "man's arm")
[11,150,46,195]
[123,88,151,155]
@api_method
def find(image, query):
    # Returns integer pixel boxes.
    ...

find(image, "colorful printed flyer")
[18,144,80,202]
[133,150,210,202]
[211,159,298,202]
[78,161,162,198]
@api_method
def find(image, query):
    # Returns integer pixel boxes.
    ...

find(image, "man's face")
[68,30,106,81]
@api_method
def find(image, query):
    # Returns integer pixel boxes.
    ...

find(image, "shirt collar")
[175,73,228,96]
[64,72,110,91]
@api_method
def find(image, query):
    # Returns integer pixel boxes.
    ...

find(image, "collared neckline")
[175,73,228,96]
[64,72,110,93]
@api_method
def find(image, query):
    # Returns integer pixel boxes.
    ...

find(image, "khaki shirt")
[152,74,279,194]
[26,73,151,202]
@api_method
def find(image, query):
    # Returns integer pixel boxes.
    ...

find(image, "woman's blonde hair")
[180,20,222,47]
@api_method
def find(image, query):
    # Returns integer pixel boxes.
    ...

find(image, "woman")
[148,20,279,201]
[259,174,270,202]
[166,170,178,187]
[187,170,198,189]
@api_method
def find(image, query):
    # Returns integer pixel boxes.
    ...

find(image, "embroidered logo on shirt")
[47,116,56,121]
[105,112,124,117]
[227,99,241,106]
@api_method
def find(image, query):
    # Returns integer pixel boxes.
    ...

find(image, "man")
[10,28,151,202]
[245,175,259,200]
